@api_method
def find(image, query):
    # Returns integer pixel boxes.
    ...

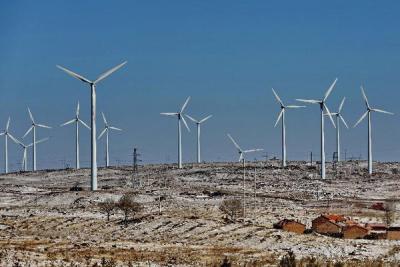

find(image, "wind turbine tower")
[61,102,91,169]
[354,87,393,175]
[185,114,212,163]
[23,108,51,171]
[98,112,122,167]
[57,61,127,190]
[160,97,191,169]
[9,135,48,172]
[0,117,18,173]
[296,78,337,179]
[227,134,263,218]
[325,97,349,162]
[271,89,305,167]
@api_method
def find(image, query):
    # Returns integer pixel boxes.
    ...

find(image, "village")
[275,212,400,240]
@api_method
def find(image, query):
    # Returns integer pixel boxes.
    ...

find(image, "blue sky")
[0,1,399,170]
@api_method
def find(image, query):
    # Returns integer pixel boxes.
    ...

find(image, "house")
[387,227,400,240]
[312,215,345,235]
[274,219,306,234]
[365,223,387,240]
[343,225,369,239]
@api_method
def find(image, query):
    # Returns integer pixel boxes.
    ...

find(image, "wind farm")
[2,1,400,266]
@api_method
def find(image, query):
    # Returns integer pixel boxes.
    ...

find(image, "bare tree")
[98,198,116,221]
[385,200,397,226]
[219,199,242,222]
[117,193,142,226]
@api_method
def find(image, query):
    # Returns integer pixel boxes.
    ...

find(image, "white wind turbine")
[61,102,91,169]
[57,61,127,190]
[324,97,349,162]
[296,78,337,179]
[9,135,48,172]
[0,117,19,173]
[23,108,51,171]
[185,114,212,163]
[354,86,393,175]
[160,97,191,169]
[227,134,263,218]
[271,88,305,167]
[98,112,122,167]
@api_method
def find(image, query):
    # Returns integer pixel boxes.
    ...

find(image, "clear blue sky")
[0,1,399,170]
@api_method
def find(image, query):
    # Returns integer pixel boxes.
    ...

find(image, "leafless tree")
[98,198,116,222]
[385,200,397,226]
[117,193,142,226]
[219,199,242,222]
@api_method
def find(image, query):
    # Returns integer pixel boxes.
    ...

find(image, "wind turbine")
[9,135,48,172]
[271,88,305,167]
[227,134,263,218]
[23,108,51,171]
[354,86,393,175]
[324,97,349,162]
[0,117,19,173]
[185,114,212,163]
[160,97,191,169]
[56,61,127,190]
[61,102,91,169]
[98,112,122,167]
[296,78,337,179]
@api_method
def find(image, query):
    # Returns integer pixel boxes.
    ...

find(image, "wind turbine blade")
[324,104,336,128]
[35,138,49,145]
[339,115,349,129]
[180,97,191,113]
[371,108,394,115]
[0,132,4,136]
[271,88,284,106]
[23,126,34,138]
[60,119,76,127]
[227,134,242,151]
[94,61,127,84]
[78,119,91,130]
[243,148,264,153]
[160,112,178,116]
[8,134,22,146]
[56,65,92,84]
[109,126,122,131]
[76,101,80,117]
[239,153,243,162]
[27,108,35,123]
[274,109,284,128]
[360,86,370,109]
[181,116,190,132]
[338,97,346,113]
[296,99,320,104]
[37,124,52,129]
[185,114,198,123]
[199,115,212,123]
[353,111,369,128]
[6,117,10,131]
[102,112,108,125]
[98,128,107,139]
[286,105,306,108]
[323,78,338,102]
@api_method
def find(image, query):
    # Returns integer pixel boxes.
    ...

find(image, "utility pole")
[242,158,246,219]
[132,148,141,187]
[344,149,347,162]
[254,164,257,209]
[310,151,313,166]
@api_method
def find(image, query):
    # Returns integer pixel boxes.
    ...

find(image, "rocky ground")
[1,160,400,266]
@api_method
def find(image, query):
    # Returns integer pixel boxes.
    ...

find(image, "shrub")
[279,251,296,267]
[99,198,116,221]
[117,193,142,226]
[219,199,242,222]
